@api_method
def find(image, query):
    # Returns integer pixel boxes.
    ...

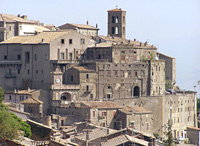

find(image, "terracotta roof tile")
[108,8,126,12]
[119,105,152,114]
[0,14,36,24]
[72,66,95,72]
[0,31,71,44]
[81,101,121,109]
[21,97,43,104]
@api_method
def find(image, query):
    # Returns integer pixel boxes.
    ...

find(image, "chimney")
[144,41,148,46]
[21,15,28,20]
[96,23,98,28]
[87,20,89,25]
[17,14,21,17]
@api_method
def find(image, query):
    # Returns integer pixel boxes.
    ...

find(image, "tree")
[0,86,31,142]
[163,121,174,146]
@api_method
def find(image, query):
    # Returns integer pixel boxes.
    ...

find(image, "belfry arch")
[133,86,140,97]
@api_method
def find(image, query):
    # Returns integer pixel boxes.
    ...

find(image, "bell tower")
[107,7,126,39]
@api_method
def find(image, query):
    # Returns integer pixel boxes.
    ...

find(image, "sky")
[1,0,200,95]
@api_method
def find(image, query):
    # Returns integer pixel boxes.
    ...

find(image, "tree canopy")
[0,86,31,142]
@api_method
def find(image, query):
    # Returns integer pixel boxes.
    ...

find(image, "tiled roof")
[72,66,95,72]
[81,101,121,109]
[21,97,43,104]
[108,8,126,12]
[69,23,99,30]
[35,25,50,33]
[0,31,71,44]
[88,42,113,48]
[5,89,38,95]
[0,14,36,24]
[119,105,152,114]
[95,36,155,48]
[102,134,148,146]
[75,128,114,141]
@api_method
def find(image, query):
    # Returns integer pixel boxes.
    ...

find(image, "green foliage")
[0,86,31,140]
[0,110,20,140]
[163,121,174,146]
[153,133,159,139]
[150,53,154,60]
[197,98,200,112]
[165,80,172,89]
[0,86,4,104]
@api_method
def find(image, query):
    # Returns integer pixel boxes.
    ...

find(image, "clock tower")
[51,66,63,89]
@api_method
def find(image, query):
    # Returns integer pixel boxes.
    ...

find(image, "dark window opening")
[86,74,89,79]
[4,56,7,60]
[34,54,37,60]
[86,86,89,91]
[9,95,11,100]
[61,39,65,44]
[69,39,73,44]
[18,69,20,74]
[81,38,85,44]
[112,27,115,34]
[71,75,73,82]
[27,69,30,74]
[17,55,21,60]
[25,52,30,63]
[133,86,140,96]
[112,16,115,23]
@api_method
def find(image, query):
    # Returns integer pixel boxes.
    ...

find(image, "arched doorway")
[133,86,140,97]
[61,92,71,101]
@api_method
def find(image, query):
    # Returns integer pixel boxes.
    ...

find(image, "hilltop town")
[0,7,199,146]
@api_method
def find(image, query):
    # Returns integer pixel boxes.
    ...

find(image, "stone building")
[0,31,95,90]
[107,8,126,39]
[116,105,153,134]
[0,14,52,42]
[57,23,99,36]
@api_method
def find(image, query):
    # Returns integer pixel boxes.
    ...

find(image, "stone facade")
[108,8,126,39]
[0,31,95,90]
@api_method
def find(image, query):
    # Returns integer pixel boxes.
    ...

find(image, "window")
[18,69,20,74]
[27,69,30,74]
[108,86,111,89]
[121,55,125,60]
[116,16,119,23]
[20,96,22,101]
[34,54,37,61]
[45,55,48,61]
[26,96,28,99]
[86,74,89,79]
[25,52,30,63]
[107,94,111,99]
[36,70,38,74]
[123,27,125,34]
[121,70,125,78]
[93,111,95,117]
[22,96,24,100]
[112,16,115,23]
[107,71,111,77]
[69,53,72,61]
[41,70,43,74]
[8,69,12,75]
[69,39,73,44]
[61,39,65,44]
[71,75,73,81]
[123,16,125,23]
[61,53,64,60]
[114,70,118,77]
[135,71,138,76]
[146,123,150,130]
[112,27,115,34]
[128,71,131,77]
[102,112,107,117]
[9,26,11,30]
[9,95,11,100]
[57,49,60,60]
[81,38,85,44]
[86,86,89,91]
[4,55,7,60]
[17,55,21,60]
[116,27,118,34]
[29,107,33,113]
[90,94,93,99]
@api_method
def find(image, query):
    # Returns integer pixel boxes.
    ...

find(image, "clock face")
[56,78,61,84]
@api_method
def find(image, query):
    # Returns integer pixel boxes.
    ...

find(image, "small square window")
[61,39,65,44]
[69,39,73,44]
[17,55,21,60]
[4,56,7,60]
[81,38,85,44]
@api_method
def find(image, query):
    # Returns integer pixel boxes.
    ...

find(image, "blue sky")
[1,0,200,94]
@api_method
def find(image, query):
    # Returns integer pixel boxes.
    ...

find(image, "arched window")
[116,16,119,23]
[116,27,118,34]
[112,27,115,34]
[112,16,115,23]
[61,92,71,101]
[133,86,140,97]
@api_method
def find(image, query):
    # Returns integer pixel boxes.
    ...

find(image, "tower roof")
[108,8,126,12]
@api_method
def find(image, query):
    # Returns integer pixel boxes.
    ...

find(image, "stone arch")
[61,92,71,101]
[133,86,140,97]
